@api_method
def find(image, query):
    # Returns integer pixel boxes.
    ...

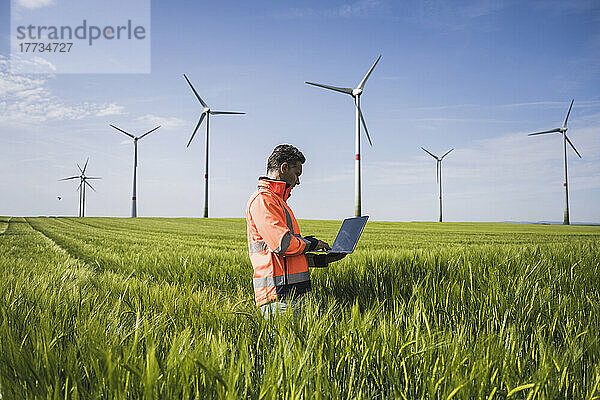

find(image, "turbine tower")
[421,147,453,222]
[183,74,245,218]
[109,124,161,218]
[528,99,581,225]
[59,159,101,217]
[306,55,380,217]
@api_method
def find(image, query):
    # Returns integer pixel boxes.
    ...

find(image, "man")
[246,144,345,318]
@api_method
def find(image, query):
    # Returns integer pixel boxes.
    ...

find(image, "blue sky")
[1,0,599,222]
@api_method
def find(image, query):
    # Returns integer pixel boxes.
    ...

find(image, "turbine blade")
[183,74,208,108]
[209,111,246,115]
[441,148,454,159]
[563,99,574,129]
[305,81,353,95]
[84,180,96,192]
[77,182,82,192]
[138,125,161,140]
[77,163,83,173]
[187,112,206,148]
[528,128,561,136]
[83,158,89,174]
[565,135,582,158]
[357,55,381,90]
[357,106,373,146]
[59,176,79,181]
[86,177,102,180]
[421,147,439,160]
[109,124,135,139]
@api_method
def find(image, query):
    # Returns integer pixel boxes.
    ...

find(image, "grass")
[0,216,599,399]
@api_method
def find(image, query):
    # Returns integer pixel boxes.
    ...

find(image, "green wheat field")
[0,216,599,399]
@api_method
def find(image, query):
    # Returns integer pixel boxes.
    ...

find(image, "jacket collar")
[258,177,292,201]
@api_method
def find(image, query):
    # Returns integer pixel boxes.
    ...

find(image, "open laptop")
[310,215,369,255]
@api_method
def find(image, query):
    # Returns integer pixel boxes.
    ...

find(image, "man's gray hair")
[267,144,306,173]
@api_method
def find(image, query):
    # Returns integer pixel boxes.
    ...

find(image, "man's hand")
[304,235,330,252]
[314,240,330,251]
[326,253,346,263]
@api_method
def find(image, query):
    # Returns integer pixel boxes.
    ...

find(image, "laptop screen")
[330,216,369,253]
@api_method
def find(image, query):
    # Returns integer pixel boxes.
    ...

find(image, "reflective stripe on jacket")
[246,177,314,306]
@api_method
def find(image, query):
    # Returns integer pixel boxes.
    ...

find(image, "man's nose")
[296,178,300,186]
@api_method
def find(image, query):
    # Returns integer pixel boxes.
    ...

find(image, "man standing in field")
[246,144,344,318]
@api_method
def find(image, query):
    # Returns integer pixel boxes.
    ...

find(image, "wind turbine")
[183,74,245,218]
[421,147,453,222]
[109,124,161,218]
[305,55,381,217]
[59,159,101,217]
[528,99,581,225]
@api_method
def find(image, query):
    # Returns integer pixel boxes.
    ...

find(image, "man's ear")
[280,162,289,174]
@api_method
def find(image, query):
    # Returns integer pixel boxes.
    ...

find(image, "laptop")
[310,215,369,255]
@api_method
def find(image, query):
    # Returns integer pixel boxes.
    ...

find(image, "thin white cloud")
[406,103,480,112]
[366,125,600,196]
[532,0,599,14]
[499,100,600,109]
[0,55,125,126]
[405,117,517,123]
[404,0,513,32]
[498,101,568,108]
[406,100,600,112]
[459,0,509,19]
[97,104,125,117]
[282,8,318,19]
[268,1,385,19]
[339,0,383,17]
[9,56,57,74]
[17,0,54,9]
[134,114,188,131]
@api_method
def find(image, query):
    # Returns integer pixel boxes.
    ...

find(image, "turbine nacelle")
[527,100,580,159]
[109,124,160,142]
[183,74,245,148]
[305,55,381,149]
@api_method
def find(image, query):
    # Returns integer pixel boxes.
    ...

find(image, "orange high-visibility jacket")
[246,177,324,306]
